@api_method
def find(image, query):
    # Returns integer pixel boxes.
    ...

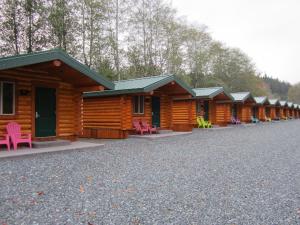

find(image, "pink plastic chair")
[133,120,148,135]
[141,120,158,134]
[6,122,32,150]
[0,134,10,151]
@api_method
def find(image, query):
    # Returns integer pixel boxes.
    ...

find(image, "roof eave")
[0,49,115,90]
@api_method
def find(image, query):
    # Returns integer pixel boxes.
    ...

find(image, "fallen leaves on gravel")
[80,185,85,193]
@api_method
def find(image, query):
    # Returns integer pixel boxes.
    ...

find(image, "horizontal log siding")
[215,103,231,126]
[237,104,252,123]
[171,99,193,131]
[257,106,266,121]
[83,96,123,129]
[160,95,171,129]
[0,70,79,139]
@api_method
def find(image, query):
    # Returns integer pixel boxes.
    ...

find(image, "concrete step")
[32,140,71,148]
[158,129,173,134]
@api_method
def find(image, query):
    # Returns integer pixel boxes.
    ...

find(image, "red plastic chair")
[0,135,10,151]
[6,122,32,150]
[133,120,148,135]
[141,120,158,134]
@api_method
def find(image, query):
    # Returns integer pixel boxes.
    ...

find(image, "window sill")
[0,115,17,119]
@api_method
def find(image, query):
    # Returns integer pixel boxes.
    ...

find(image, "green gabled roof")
[192,87,233,100]
[254,96,270,105]
[287,102,294,108]
[269,99,280,106]
[0,49,114,89]
[279,100,288,107]
[84,74,195,97]
[230,92,254,103]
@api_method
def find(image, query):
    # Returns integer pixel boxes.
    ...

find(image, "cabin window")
[0,81,15,115]
[133,96,144,114]
[196,101,202,114]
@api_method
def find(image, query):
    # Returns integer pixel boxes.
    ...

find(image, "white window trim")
[0,81,16,115]
[133,95,145,114]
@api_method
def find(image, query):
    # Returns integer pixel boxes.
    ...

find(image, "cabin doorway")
[252,106,258,118]
[232,104,238,118]
[203,100,210,121]
[35,87,56,137]
[152,96,160,127]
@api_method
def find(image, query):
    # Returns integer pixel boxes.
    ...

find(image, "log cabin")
[293,104,299,118]
[230,92,256,123]
[253,96,270,121]
[267,99,280,120]
[0,49,114,141]
[279,101,288,119]
[287,102,294,119]
[192,87,233,126]
[82,75,196,139]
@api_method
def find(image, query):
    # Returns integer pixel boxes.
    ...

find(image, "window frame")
[132,95,145,114]
[0,81,16,115]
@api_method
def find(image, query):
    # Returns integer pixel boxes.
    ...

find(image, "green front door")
[35,87,56,137]
[152,97,160,127]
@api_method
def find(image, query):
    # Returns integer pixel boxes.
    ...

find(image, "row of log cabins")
[0,50,299,141]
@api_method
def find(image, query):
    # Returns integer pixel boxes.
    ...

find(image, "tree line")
[0,0,299,102]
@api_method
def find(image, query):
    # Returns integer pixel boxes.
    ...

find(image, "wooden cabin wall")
[160,95,171,129]
[257,106,266,121]
[82,95,132,139]
[279,108,284,119]
[237,104,252,123]
[171,100,193,131]
[0,70,80,140]
[214,103,231,126]
[270,107,276,119]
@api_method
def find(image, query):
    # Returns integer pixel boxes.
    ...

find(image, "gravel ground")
[1,120,300,225]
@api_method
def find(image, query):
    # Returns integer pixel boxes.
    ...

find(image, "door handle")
[36,112,40,118]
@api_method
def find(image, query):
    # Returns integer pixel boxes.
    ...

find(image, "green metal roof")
[279,101,288,107]
[0,49,114,89]
[254,96,270,105]
[287,102,294,108]
[230,92,254,103]
[192,87,233,100]
[84,74,195,97]
[269,99,280,106]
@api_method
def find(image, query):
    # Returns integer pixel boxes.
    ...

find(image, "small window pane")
[133,96,139,113]
[139,96,144,113]
[2,82,14,114]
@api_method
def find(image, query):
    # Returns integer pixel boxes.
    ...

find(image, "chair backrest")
[6,122,21,136]
[200,116,205,123]
[196,117,202,125]
[133,120,141,130]
[141,120,149,128]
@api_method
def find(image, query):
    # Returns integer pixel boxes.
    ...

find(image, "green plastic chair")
[197,116,212,128]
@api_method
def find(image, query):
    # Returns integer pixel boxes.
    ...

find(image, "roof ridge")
[114,74,172,83]
[0,49,62,61]
[193,86,222,90]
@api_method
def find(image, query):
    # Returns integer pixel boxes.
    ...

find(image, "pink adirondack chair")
[133,120,148,135]
[141,120,158,134]
[0,134,10,151]
[231,116,241,124]
[6,122,32,150]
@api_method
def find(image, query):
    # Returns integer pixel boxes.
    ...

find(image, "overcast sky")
[172,0,300,84]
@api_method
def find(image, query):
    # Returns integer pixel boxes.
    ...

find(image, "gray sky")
[172,0,300,84]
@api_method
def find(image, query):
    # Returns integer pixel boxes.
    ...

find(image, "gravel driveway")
[1,121,300,225]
